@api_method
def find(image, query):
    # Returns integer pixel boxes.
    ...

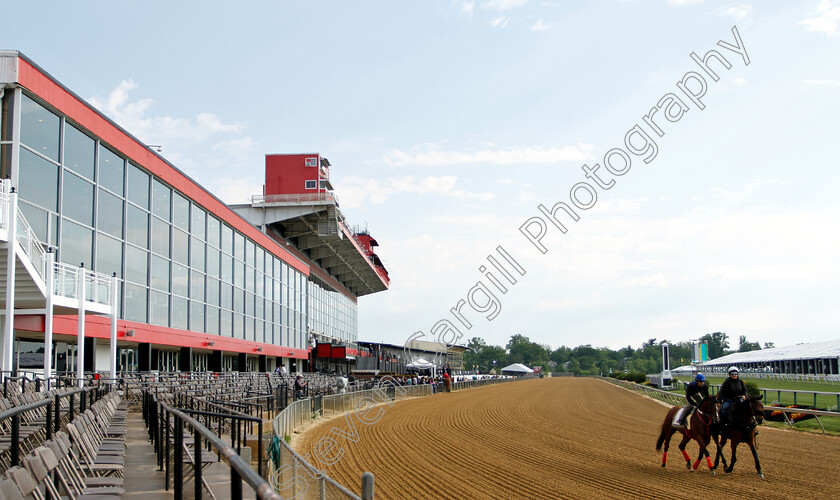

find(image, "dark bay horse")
[656,396,719,473]
[713,395,766,478]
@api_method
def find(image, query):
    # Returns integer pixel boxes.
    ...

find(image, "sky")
[3,0,839,352]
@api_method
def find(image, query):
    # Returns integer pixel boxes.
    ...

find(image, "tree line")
[462,332,773,375]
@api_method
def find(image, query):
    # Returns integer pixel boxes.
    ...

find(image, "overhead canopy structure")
[700,339,840,376]
[501,363,534,374]
[407,358,435,369]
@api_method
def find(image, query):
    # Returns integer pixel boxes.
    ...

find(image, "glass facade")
[308,277,358,345]
[14,93,314,351]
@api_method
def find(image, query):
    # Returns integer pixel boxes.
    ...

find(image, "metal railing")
[15,206,47,281]
[51,261,114,307]
[599,376,840,435]
[144,393,281,500]
[252,192,338,206]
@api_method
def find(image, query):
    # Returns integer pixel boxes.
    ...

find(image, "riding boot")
[672,407,686,429]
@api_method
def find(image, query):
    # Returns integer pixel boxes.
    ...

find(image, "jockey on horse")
[672,373,709,429]
[717,366,748,426]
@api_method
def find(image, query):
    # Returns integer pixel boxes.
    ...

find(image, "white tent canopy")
[407,358,435,369]
[501,363,534,374]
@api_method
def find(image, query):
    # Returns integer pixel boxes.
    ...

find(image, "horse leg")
[725,440,739,474]
[747,439,763,478]
[714,435,728,471]
[678,433,692,470]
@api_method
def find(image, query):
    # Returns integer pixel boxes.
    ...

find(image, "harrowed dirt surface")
[294,377,840,500]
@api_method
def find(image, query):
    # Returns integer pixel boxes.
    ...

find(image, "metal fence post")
[362,471,374,500]
[174,415,184,500]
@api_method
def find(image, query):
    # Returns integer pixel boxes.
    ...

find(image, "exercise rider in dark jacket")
[672,373,709,429]
[717,366,748,425]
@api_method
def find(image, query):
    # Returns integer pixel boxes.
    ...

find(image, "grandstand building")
[701,339,840,376]
[0,51,388,379]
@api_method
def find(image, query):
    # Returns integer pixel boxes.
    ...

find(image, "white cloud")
[490,16,509,28]
[668,0,704,5]
[530,19,548,31]
[802,79,840,85]
[714,4,753,20]
[800,0,840,35]
[89,80,259,204]
[460,1,476,17]
[89,80,245,145]
[734,77,746,86]
[482,0,528,10]
[336,175,494,209]
[383,143,592,166]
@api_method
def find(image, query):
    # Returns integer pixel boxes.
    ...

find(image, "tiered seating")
[1,392,127,500]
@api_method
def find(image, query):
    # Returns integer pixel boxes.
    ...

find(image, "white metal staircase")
[0,179,118,384]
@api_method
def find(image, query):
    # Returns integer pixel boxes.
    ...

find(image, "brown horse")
[713,395,765,478]
[656,396,719,473]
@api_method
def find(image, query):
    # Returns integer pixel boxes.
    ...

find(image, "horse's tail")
[656,425,667,451]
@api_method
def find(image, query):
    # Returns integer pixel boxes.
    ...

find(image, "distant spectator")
[294,374,307,400]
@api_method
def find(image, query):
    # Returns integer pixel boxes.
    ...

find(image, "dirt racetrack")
[295,378,840,499]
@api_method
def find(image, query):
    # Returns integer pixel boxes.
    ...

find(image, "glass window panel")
[245,240,254,267]
[234,232,244,260]
[245,266,254,292]
[256,320,264,343]
[20,95,59,161]
[97,189,123,238]
[124,283,147,323]
[172,263,189,297]
[125,205,148,248]
[221,283,232,310]
[96,233,122,278]
[220,310,232,336]
[234,314,244,339]
[19,202,48,244]
[19,148,59,211]
[126,163,150,209]
[63,123,94,180]
[190,271,205,301]
[221,254,232,283]
[245,292,254,317]
[234,261,244,288]
[151,217,170,256]
[190,205,206,241]
[206,277,220,306]
[221,225,232,254]
[190,301,204,333]
[171,296,187,330]
[255,297,264,320]
[62,172,94,226]
[172,229,188,265]
[233,288,244,313]
[150,255,170,291]
[255,272,264,297]
[172,193,189,231]
[190,239,205,272]
[152,179,170,220]
[205,306,219,335]
[256,248,265,273]
[150,290,169,327]
[207,216,220,248]
[245,316,254,341]
[59,219,92,267]
[124,245,148,285]
[98,145,124,195]
[206,246,219,276]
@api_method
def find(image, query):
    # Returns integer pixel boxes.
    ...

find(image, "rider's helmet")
[695,373,705,382]
[728,366,739,375]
